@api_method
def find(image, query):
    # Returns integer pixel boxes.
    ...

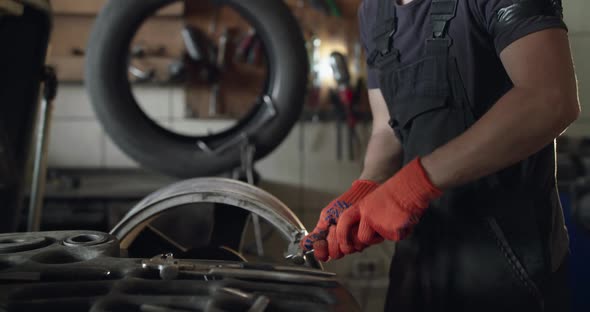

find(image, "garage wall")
[564,0,590,136]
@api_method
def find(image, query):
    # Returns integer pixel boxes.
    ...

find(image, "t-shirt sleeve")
[471,0,567,55]
[358,1,380,89]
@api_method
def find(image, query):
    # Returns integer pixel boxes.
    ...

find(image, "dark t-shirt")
[360,0,566,116]
[360,0,569,269]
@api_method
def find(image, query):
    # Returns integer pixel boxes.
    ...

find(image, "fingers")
[336,206,361,251]
[300,228,327,251]
[313,240,329,262]
[357,219,377,244]
[351,225,367,252]
[327,225,344,260]
[340,224,361,255]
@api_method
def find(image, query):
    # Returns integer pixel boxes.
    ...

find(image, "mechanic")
[302,0,579,310]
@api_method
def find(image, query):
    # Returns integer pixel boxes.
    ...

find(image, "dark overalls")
[367,0,570,310]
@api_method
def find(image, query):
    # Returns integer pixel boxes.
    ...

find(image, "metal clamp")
[197,95,277,155]
[284,230,318,266]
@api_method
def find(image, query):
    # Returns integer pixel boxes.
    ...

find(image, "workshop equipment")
[27,66,58,232]
[0,230,360,311]
[330,51,361,161]
[0,0,52,232]
[234,30,263,65]
[206,27,228,116]
[308,0,341,16]
[86,0,308,178]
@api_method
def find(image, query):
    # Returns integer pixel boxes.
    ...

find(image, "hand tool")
[27,66,57,232]
[330,52,361,160]
[210,27,228,116]
[248,37,262,65]
[307,36,322,122]
[181,25,207,62]
[308,0,330,15]
[129,65,156,82]
[235,29,256,63]
[141,253,334,283]
[330,90,344,161]
[324,0,342,16]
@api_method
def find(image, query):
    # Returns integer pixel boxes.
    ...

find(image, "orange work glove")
[301,180,378,261]
[326,220,384,259]
[336,158,442,251]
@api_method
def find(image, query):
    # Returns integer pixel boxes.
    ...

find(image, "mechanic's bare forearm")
[422,87,578,189]
[359,89,404,183]
[360,129,403,183]
[422,29,579,190]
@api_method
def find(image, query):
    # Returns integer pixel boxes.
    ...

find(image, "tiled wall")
[47,84,372,218]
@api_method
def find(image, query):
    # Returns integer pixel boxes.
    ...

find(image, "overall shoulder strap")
[367,0,398,67]
[426,0,458,56]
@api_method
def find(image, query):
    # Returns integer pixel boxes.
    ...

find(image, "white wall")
[46,83,371,218]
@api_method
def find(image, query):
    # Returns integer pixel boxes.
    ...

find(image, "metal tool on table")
[27,66,58,232]
[142,253,334,282]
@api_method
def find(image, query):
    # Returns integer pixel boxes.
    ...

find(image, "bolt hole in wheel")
[70,235,96,243]
[64,233,109,247]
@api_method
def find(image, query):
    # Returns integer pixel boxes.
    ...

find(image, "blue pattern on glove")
[323,200,351,224]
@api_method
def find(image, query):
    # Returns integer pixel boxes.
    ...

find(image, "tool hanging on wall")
[306,35,322,121]
[329,51,361,161]
[235,29,262,65]
[330,89,345,161]
[209,27,228,116]
[308,0,341,16]
[127,44,166,83]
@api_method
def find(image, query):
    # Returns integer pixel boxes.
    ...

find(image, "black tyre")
[85,0,307,178]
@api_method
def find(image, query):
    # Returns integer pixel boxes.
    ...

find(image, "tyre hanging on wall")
[85,0,307,178]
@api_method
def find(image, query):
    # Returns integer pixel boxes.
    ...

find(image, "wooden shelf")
[51,0,183,16]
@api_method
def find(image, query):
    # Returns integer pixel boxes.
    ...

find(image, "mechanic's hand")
[300,180,378,261]
[337,158,442,251]
[325,218,385,259]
